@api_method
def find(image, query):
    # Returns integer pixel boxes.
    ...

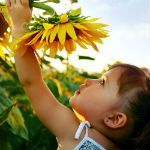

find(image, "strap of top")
[74,121,91,140]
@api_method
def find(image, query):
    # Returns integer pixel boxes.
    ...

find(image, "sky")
[1,0,150,73]
[45,0,150,73]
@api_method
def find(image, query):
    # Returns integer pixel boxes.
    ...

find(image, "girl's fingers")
[6,0,11,7]
[21,0,29,7]
[16,0,22,5]
[10,0,16,5]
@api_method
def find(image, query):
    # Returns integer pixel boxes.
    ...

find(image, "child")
[6,0,150,149]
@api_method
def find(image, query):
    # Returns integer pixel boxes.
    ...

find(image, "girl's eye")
[99,79,105,86]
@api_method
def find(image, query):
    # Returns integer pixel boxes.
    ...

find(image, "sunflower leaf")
[70,8,81,16]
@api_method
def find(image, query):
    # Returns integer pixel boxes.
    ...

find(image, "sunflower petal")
[89,37,103,44]
[46,29,51,45]
[84,18,100,23]
[79,34,99,51]
[34,41,46,50]
[78,34,91,45]
[43,23,54,30]
[81,30,92,37]
[0,44,5,60]
[43,44,49,57]
[84,36,99,52]
[49,42,58,58]
[85,30,107,38]
[58,24,66,45]
[81,23,108,30]
[66,23,77,40]
[26,31,44,45]
[65,39,76,54]
[72,23,87,30]
[50,25,59,43]
[76,38,88,49]
[41,29,49,42]
[58,42,64,51]
[15,30,39,44]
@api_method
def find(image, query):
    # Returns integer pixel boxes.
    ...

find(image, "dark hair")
[109,64,150,150]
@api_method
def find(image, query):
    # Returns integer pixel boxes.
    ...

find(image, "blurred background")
[0,0,149,150]
[40,0,150,73]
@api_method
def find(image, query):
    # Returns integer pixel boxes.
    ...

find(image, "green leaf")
[0,87,15,126]
[78,55,95,61]
[70,0,78,3]
[54,54,65,62]
[70,8,81,16]
[7,106,29,140]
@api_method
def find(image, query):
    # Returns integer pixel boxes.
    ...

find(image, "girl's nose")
[85,78,98,86]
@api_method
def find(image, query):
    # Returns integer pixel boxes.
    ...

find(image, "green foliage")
[0,87,15,126]
[0,53,118,149]
[78,55,95,61]
[7,106,29,140]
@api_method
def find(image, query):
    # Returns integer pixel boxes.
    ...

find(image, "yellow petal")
[43,23,54,30]
[89,37,103,44]
[46,29,51,45]
[81,30,92,37]
[26,31,44,45]
[78,34,91,45]
[50,25,59,43]
[34,41,46,50]
[58,42,64,51]
[49,42,58,58]
[72,23,87,30]
[58,24,66,45]
[81,23,108,30]
[79,34,99,51]
[65,39,76,54]
[66,23,77,40]
[84,35,99,52]
[15,30,39,44]
[43,44,49,57]
[84,18,100,23]
[0,44,5,60]
[85,30,108,38]
[76,38,88,49]
[41,29,49,42]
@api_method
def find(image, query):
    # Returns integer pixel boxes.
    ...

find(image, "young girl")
[6,0,150,149]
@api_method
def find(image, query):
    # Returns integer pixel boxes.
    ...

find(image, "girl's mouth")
[75,90,80,95]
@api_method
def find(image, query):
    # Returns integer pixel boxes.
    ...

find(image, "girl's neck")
[89,127,120,150]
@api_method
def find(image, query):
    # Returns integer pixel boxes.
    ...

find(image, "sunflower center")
[0,13,9,38]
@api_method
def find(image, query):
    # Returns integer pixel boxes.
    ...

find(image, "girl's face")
[69,67,123,123]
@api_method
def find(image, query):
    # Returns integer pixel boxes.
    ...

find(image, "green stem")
[29,2,56,16]
[66,53,69,73]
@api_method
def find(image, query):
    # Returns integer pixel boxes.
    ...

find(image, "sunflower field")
[0,0,112,149]
[0,52,108,149]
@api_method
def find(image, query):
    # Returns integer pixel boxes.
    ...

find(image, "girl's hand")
[6,0,32,37]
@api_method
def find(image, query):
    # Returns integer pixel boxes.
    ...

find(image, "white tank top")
[57,121,106,150]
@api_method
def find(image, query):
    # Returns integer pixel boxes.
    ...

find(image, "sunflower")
[0,12,12,60]
[13,11,109,58]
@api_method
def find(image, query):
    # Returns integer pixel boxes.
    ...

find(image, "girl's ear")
[104,112,127,129]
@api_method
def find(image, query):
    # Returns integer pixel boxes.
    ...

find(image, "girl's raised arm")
[6,0,78,141]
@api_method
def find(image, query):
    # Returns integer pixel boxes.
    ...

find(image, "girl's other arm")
[6,0,78,140]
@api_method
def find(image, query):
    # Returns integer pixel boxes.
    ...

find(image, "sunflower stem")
[29,1,57,16]
[66,53,69,74]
